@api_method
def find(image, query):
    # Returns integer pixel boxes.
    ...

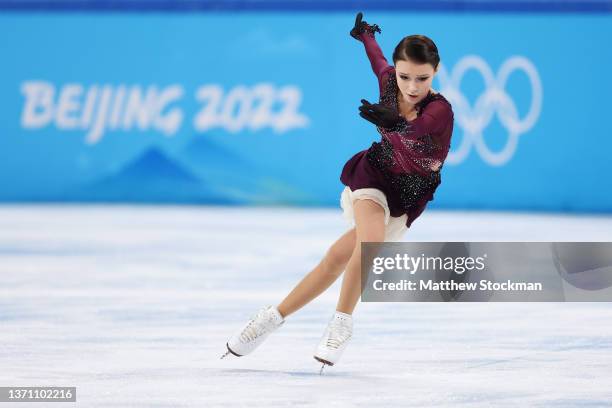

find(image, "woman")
[221,12,454,373]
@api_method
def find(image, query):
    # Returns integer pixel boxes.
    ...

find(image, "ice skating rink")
[1,205,612,407]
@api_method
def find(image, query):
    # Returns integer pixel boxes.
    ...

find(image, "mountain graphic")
[179,136,314,205]
[62,147,239,204]
[181,136,255,170]
[119,147,200,182]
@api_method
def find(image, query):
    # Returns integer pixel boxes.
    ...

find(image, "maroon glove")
[359,99,403,129]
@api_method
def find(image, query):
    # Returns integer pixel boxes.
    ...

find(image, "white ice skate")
[314,311,353,374]
[220,305,285,359]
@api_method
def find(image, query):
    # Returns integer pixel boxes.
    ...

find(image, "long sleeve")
[359,32,394,94]
[383,99,454,176]
[406,99,453,149]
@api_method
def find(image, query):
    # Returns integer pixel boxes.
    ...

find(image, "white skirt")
[340,186,408,242]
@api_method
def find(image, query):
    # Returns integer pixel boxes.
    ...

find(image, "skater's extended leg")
[336,199,386,315]
[276,228,356,318]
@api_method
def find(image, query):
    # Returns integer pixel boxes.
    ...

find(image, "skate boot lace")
[326,320,352,350]
[239,308,278,343]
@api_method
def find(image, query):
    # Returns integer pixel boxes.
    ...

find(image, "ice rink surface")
[1,205,612,407]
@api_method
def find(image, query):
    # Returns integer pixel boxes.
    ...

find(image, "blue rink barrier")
[1,11,611,213]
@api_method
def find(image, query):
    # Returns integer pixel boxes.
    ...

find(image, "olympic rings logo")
[436,55,543,166]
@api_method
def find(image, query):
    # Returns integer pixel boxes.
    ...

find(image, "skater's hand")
[350,12,381,41]
[358,99,402,129]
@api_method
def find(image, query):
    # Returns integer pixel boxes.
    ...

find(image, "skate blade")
[314,356,334,366]
[221,343,243,359]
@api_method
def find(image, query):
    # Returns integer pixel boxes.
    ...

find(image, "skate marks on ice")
[209,300,612,406]
[216,367,371,379]
[463,335,612,369]
[1,206,612,407]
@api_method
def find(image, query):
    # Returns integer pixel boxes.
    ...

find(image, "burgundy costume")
[340,29,455,228]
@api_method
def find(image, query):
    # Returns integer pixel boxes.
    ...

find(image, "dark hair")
[392,35,440,70]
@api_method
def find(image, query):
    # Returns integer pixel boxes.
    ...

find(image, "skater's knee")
[323,230,355,275]
[324,246,349,275]
[356,228,385,244]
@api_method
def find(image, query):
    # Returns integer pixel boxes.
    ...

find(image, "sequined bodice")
[371,74,448,174]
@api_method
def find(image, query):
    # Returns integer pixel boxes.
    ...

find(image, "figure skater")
[221,12,454,374]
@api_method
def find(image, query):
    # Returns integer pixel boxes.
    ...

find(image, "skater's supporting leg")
[276,228,356,318]
[336,199,385,315]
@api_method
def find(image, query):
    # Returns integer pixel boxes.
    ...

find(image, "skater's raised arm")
[350,12,393,91]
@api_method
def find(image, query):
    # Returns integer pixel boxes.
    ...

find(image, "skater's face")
[394,59,437,105]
